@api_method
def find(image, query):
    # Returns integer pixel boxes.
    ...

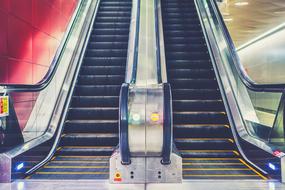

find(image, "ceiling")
[218,0,285,47]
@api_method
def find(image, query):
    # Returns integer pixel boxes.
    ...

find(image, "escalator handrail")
[0,0,84,93]
[155,0,162,84]
[208,0,285,92]
[161,83,172,164]
[119,83,131,164]
[129,0,141,84]
[24,0,101,175]
[155,0,172,164]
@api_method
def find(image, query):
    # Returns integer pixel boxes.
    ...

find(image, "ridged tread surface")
[27,0,132,179]
[161,0,266,180]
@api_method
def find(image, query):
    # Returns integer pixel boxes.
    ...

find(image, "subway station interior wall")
[237,28,285,85]
[0,0,78,130]
[0,0,78,84]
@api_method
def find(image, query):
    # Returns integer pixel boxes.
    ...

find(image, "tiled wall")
[0,0,78,130]
[0,0,78,84]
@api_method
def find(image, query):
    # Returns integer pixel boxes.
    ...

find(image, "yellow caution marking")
[43,165,108,169]
[150,112,160,122]
[61,146,113,148]
[181,150,236,153]
[35,172,108,175]
[183,168,250,171]
[183,158,239,160]
[233,151,240,156]
[25,175,32,179]
[183,163,243,166]
[239,159,267,180]
[114,171,122,182]
[227,139,233,143]
[56,147,62,151]
[176,138,231,140]
[57,155,110,158]
[184,174,258,177]
[51,160,108,163]
[51,156,56,161]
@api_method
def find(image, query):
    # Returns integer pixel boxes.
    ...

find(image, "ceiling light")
[224,18,233,22]
[234,2,249,6]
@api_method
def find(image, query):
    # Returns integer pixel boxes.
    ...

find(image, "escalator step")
[172,89,220,100]
[174,124,231,138]
[173,111,228,124]
[180,150,239,158]
[161,0,264,180]
[175,138,234,150]
[67,107,118,120]
[65,120,118,133]
[80,66,125,75]
[57,146,115,156]
[71,96,119,107]
[172,100,224,111]
[74,85,121,96]
[78,75,124,85]
[60,133,118,146]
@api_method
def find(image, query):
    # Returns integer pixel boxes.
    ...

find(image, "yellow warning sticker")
[150,113,160,122]
[0,96,9,117]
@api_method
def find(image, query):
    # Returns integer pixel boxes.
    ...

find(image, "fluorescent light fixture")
[224,18,233,22]
[235,2,249,6]
[16,163,24,171]
[268,163,276,170]
[237,22,285,51]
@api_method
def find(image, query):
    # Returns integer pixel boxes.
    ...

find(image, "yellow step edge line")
[44,166,108,169]
[183,158,239,160]
[183,168,250,171]
[181,150,236,153]
[183,174,258,177]
[176,138,233,140]
[61,146,113,148]
[51,160,108,163]
[228,139,234,143]
[35,172,108,175]
[233,151,240,156]
[25,175,32,179]
[183,163,243,166]
[239,159,267,180]
[57,156,110,158]
[178,124,230,128]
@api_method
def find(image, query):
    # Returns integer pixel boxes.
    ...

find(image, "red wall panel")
[0,0,78,85]
[0,0,79,130]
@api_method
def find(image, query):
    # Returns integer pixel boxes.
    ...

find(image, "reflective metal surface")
[125,0,140,84]
[136,0,159,86]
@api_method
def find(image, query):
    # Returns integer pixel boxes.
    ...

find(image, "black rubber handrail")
[129,0,141,84]
[0,1,84,93]
[209,0,285,92]
[161,83,172,164]
[155,0,162,84]
[119,83,131,164]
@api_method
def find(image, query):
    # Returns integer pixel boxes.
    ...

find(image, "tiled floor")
[0,180,284,190]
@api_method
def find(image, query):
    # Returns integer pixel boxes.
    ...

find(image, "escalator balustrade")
[27,0,132,179]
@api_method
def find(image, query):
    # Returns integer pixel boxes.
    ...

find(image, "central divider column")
[109,0,182,184]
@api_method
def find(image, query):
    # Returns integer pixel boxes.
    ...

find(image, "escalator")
[161,0,267,180]
[27,0,132,179]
